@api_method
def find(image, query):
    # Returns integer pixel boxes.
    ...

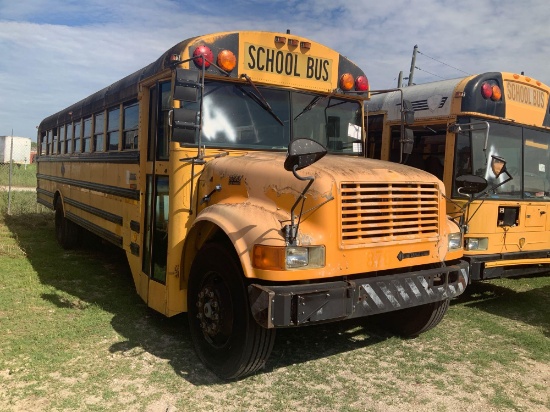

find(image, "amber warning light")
[340,73,369,92]
[480,81,502,101]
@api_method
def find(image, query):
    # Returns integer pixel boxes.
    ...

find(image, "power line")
[414,66,446,80]
[417,50,471,75]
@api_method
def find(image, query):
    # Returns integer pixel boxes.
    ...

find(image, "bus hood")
[200,151,445,210]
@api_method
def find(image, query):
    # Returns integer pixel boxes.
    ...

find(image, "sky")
[1,0,549,141]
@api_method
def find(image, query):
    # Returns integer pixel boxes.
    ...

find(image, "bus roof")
[39,30,366,132]
[366,72,550,128]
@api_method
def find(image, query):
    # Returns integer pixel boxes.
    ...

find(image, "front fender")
[183,203,285,281]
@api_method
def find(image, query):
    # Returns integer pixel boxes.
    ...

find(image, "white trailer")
[0,136,31,164]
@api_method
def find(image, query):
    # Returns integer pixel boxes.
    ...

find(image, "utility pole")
[397,71,403,88]
[408,45,418,86]
[8,129,14,215]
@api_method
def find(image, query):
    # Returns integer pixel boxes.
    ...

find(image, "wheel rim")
[195,271,234,348]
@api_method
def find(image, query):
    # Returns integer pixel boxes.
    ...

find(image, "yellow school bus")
[366,72,550,281]
[37,30,468,379]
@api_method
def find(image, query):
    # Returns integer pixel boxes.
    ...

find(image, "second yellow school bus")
[37,31,468,379]
[366,72,550,280]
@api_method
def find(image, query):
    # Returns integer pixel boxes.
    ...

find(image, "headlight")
[465,237,488,251]
[253,245,325,270]
[448,232,463,250]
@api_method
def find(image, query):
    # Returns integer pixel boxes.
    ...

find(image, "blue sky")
[1,0,549,140]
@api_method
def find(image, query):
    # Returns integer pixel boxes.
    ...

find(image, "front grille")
[340,182,439,246]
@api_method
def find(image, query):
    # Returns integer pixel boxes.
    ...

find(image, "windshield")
[182,80,363,154]
[453,117,550,200]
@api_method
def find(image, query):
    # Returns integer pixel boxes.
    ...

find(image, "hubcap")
[196,286,221,338]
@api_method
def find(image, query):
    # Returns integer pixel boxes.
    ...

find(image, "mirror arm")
[285,166,315,246]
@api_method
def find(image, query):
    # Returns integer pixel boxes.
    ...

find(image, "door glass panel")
[142,175,169,283]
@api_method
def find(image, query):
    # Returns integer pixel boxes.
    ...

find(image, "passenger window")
[94,112,105,152]
[123,102,139,150]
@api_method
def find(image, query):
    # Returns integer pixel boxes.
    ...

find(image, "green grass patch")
[0,163,37,186]
[0,212,549,411]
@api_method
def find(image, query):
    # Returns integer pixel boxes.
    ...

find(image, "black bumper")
[467,250,550,280]
[248,260,469,328]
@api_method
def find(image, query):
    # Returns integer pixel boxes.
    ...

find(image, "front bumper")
[248,260,469,328]
[466,250,550,280]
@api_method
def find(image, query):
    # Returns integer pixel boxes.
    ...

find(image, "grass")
[0,212,549,411]
[0,163,37,187]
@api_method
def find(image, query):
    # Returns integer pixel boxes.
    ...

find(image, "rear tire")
[187,242,276,380]
[374,298,450,338]
[55,200,80,249]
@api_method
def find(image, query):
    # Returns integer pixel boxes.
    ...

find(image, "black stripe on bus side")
[66,211,123,247]
[37,188,54,198]
[130,220,140,233]
[36,151,139,164]
[64,197,123,226]
[37,197,54,210]
[37,174,140,200]
[130,242,140,256]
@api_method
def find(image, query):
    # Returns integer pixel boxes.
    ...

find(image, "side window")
[52,128,59,155]
[83,117,92,153]
[94,112,105,152]
[59,125,65,155]
[107,107,120,151]
[66,123,73,154]
[40,131,47,155]
[74,120,82,153]
[47,130,53,155]
[123,101,139,150]
[157,81,172,160]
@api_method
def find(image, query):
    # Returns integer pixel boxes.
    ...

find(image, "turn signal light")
[491,85,502,101]
[340,73,354,91]
[193,45,214,68]
[217,50,236,72]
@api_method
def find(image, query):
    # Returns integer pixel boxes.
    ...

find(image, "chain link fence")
[0,136,46,215]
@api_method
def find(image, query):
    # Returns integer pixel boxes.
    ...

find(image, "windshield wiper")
[294,95,325,121]
[240,73,284,126]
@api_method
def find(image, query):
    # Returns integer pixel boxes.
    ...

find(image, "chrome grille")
[340,182,439,246]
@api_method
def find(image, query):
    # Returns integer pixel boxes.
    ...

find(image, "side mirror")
[284,138,327,172]
[403,128,414,155]
[403,100,414,125]
[456,174,488,195]
[174,68,200,102]
[172,108,199,143]
[172,68,202,144]
[490,155,507,178]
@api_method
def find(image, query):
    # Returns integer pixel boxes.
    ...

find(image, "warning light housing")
[480,81,502,101]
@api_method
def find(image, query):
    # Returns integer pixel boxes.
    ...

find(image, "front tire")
[188,242,276,380]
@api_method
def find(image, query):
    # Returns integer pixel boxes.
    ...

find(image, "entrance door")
[142,80,172,312]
